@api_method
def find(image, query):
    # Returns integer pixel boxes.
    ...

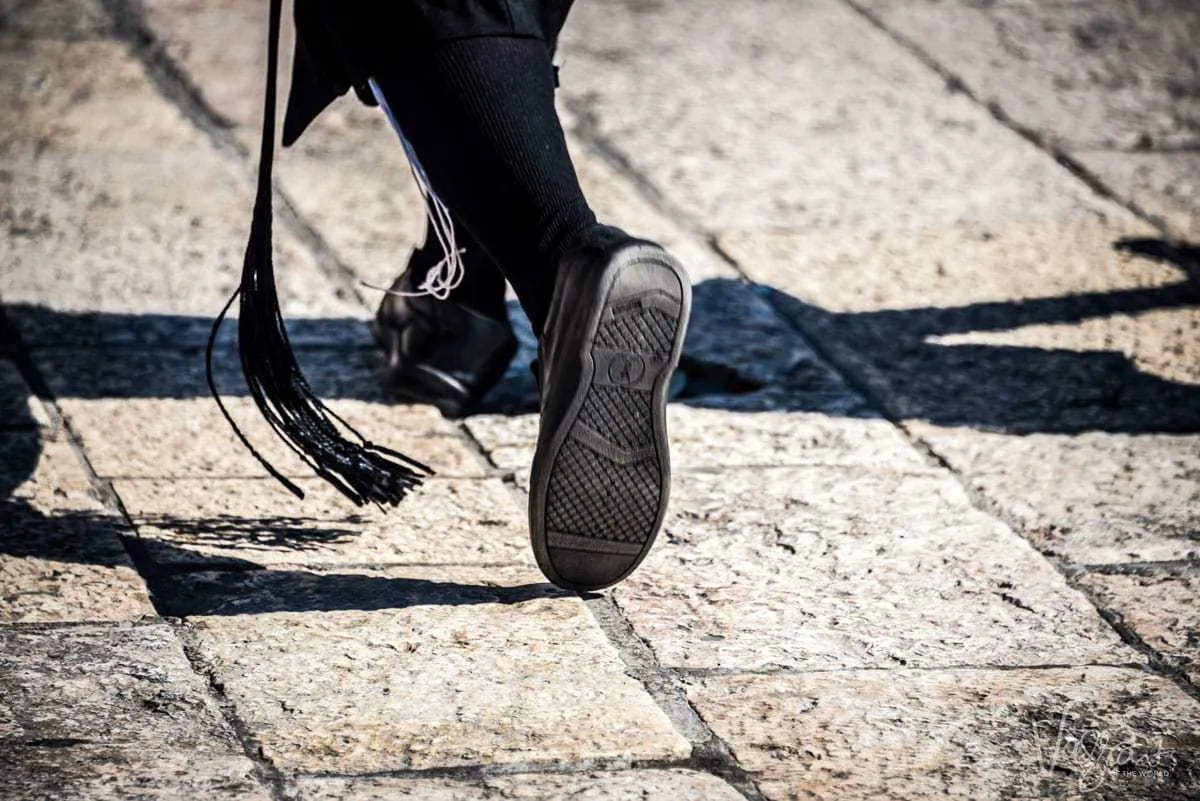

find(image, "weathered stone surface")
[295,769,744,800]
[689,668,1200,800]
[565,132,733,283]
[139,0,438,292]
[1076,150,1200,240]
[139,0,284,135]
[60,397,482,479]
[860,0,1200,151]
[0,38,364,349]
[116,476,529,568]
[185,565,689,772]
[468,404,922,474]
[609,467,1126,670]
[0,625,270,800]
[0,0,112,40]
[911,427,1200,566]
[0,430,155,622]
[1,429,95,511]
[1077,566,1200,685]
[560,0,1111,229]
[721,219,1200,433]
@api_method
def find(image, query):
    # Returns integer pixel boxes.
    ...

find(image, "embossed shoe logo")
[607,353,647,385]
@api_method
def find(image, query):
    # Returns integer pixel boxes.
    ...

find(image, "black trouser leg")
[372,35,597,335]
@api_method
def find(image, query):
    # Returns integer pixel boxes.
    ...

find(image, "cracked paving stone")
[859,0,1200,152]
[1077,565,1200,686]
[181,565,689,773]
[0,37,366,349]
[0,624,270,800]
[609,467,1128,671]
[910,428,1200,566]
[722,218,1200,434]
[115,476,529,569]
[58,397,482,480]
[688,667,1200,801]
[293,769,745,800]
[0,431,154,623]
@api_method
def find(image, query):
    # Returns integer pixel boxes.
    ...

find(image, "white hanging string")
[364,78,465,301]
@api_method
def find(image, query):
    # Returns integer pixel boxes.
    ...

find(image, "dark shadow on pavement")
[3,236,1197,616]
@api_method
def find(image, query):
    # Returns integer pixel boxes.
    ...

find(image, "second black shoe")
[529,226,692,591]
[373,268,518,419]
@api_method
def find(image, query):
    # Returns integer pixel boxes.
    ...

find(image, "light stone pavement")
[1,0,1197,799]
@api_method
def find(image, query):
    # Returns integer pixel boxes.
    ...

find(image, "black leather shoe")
[373,269,518,419]
[529,226,692,591]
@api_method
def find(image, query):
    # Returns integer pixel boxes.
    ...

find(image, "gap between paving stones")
[172,619,298,801]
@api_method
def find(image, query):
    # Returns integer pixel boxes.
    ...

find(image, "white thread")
[366,78,464,300]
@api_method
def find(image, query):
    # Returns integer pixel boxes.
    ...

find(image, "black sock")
[373,36,597,335]
[406,216,509,321]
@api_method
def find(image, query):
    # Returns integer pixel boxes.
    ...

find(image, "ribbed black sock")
[373,36,597,335]
[405,216,509,321]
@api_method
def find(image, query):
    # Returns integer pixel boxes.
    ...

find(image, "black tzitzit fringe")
[206,0,432,506]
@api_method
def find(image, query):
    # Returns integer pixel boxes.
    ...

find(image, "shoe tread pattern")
[545,282,682,547]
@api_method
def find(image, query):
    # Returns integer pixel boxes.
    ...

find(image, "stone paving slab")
[0,624,270,800]
[294,769,745,800]
[1076,150,1200,240]
[909,427,1200,566]
[721,218,1200,433]
[3,429,99,514]
[0,38,365,350]
[182,565,689,773]
[468,404,923,475]
[859,0,1200,152]
[1,431,154,623]
[688,667,1200,800]
[609,466,1126,671]
[559,0,1110,230]
[116,476,530,569]
[1077,566,1200,686]
[60,397,482,480]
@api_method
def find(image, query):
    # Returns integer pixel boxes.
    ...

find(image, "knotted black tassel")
[206,0,432,506]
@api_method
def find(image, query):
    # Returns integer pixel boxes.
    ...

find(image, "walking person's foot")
[373,256,517,419]
[529,226,692,591]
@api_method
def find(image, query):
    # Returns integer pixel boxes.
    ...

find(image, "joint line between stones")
[582,596,770,801]
[0,306,293,800]
[97,0,373,309]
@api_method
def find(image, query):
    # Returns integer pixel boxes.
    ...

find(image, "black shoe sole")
[530,243,691,591]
